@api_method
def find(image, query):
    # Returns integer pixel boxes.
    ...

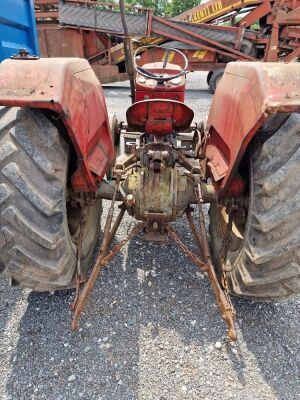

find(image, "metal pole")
[194,184,237,341]
[119,0,135,103]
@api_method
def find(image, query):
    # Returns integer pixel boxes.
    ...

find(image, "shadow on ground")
[2,213,299,400]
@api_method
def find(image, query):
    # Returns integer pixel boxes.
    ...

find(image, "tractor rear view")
[0,5,299,340]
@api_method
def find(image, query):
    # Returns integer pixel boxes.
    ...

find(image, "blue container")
[0,0,39,61]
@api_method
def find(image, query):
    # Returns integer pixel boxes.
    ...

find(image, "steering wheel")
[134,45,188,83]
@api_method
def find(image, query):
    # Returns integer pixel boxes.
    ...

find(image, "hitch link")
[195,183,237,341]
[70,177,143,331]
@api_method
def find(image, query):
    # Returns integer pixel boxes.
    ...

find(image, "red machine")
[35,0,300,92]
[0,41,299,339]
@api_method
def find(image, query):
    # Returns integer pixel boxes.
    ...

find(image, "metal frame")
[34,0,300,84]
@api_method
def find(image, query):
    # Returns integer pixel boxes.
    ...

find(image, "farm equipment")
[0,1,300,340]
[34,0,300,91]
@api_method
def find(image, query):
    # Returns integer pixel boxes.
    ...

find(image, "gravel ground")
[0,72,300,400]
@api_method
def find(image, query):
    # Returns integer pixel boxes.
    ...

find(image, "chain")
[98,223,144,268]
[194,183,237,341]
[166,225,208,272]
[71,210,87,311]
[196,123,210,160]
[219,207,233,288]
[71,222,144,331]
[218,207,236,312]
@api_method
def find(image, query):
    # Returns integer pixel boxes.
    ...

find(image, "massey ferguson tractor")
[0,5,300,339]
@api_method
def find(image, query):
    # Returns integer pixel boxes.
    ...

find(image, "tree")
[124,0,169,16]
[123,0,201,16]
[167,0,201,17]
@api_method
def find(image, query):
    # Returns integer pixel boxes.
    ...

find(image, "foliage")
[124,0,168,15]
[123,0,201,16]
[166,0,201,17]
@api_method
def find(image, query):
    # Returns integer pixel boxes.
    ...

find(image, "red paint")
[126,99,194,135]
[130,61,193,136]
[0,57,115,192]
[135,62,186,103]
[206,62,300,197]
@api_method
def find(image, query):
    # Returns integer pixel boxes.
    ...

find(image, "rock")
[190,320,197,327]
[181,385,187,392]
[110,300,117,308]
[102,336,109,343]
[67,374,76,382]
[215,341,222,349]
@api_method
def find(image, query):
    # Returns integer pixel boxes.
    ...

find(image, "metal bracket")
[10,48,40,60]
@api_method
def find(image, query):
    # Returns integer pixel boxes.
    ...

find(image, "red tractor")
[0,43,299,340]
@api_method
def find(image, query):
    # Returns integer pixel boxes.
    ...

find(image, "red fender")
[206,62,300,197]
[0,57,115,192]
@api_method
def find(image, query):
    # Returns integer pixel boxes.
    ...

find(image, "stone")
[67,375,76,382]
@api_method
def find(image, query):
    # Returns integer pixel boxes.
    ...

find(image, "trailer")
[0,0,39,61]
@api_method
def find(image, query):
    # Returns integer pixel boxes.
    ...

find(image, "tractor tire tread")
[0,107,100,291]
[210,113,300,301]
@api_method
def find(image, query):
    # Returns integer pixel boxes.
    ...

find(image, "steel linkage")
[70,176,136,331]
[70,190,237,340]
[70,210,87,312]
[194,183,237,341]
[167,179,237,341]
[71,220,144,331]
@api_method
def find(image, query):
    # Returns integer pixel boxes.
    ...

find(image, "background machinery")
[0,0,299,339]
[34,0,300,91]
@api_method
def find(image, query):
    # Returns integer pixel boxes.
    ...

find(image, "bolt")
[126,194,135,205]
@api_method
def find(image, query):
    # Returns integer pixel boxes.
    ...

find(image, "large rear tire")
[208,68,225,94]
[209,113,300,301]
[0,107,102,291]
[206,71,213,86]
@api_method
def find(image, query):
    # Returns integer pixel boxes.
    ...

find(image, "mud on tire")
[209,113,300,301]
[0,107,102,291]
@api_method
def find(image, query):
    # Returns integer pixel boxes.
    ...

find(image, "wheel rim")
[67,202,94,244]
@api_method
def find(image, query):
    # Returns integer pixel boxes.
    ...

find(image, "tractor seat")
[126,99,194,136]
